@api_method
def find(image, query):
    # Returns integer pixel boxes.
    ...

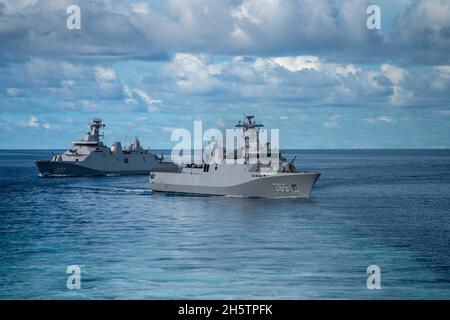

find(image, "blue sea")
[0,149,449,299]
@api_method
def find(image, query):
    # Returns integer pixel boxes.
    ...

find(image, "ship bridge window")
[124,158,129,164]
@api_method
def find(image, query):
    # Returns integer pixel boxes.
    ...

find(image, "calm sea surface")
[0,149,449,299]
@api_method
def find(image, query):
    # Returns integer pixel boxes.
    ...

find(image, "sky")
[0,0,449,149]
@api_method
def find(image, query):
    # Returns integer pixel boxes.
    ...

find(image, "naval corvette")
[35,118,178,177]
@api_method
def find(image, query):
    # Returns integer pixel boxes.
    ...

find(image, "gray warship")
[35,118,178,177]
[150,116,320,199]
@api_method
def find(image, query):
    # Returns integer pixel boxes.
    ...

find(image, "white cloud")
[250,56,321,79]
[16,115,39,128]
[364,116,396,124]
[434,66,450,79]
[272,56,321,72]
[4,53,448,116]
[42,123,58,130]
[14,115,58,130]
[130,2,151,15]
[27,115,39,128]
[231,0,263,25]
[1,0,39,15]
[133,89,161,112]
[324,114,341,128]
[378,116,395,123]
[230,24,252,44]
[396,0,450,32]
[95,67,117,83]
[0,0,449,65]
[22,58,86,86]
[390,87,415,107]
[379,64,415,107]
[123,85,161,112]
[381,64,406,84]
[148,53,450,109]
[123,85,134,104]
[335,64,360,76]
[163,53,222,93]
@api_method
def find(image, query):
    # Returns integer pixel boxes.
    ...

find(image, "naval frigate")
[35,118,178,177]
[150,116,320,199]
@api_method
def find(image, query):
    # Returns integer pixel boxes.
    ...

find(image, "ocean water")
[0,149,449,299]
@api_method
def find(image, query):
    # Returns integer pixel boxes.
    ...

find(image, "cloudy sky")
[0,0,449,149]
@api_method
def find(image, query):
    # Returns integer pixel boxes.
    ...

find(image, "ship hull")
[35,160,177,177]
[151,172,320,199]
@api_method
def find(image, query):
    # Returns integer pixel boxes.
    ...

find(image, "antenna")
[290,156,297,165]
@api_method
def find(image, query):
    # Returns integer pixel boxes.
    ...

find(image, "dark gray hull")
[35,160,175,177]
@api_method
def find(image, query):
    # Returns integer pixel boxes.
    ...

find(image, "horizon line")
[1,148,450,151]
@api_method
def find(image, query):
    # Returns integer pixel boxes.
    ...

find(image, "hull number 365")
[273,183,290,192]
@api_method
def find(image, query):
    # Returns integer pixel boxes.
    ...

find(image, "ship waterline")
[35,159,174,177]
[152,167,320,199]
